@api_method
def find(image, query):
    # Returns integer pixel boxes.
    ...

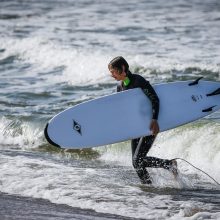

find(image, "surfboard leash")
[174,158,220,186]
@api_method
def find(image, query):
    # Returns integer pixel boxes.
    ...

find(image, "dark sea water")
[0,0,220,219]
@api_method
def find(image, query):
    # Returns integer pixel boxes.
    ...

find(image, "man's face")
[109,67,126,81]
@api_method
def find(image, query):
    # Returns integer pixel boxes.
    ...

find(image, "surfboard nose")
[44,123,61,148]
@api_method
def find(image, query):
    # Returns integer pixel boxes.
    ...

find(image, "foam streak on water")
[0,0,220,219]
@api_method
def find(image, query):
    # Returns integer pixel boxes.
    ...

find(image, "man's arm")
[142,81,160,136]
[142,82,159,120]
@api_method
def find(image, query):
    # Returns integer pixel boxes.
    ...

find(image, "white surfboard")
[45,79,220,149]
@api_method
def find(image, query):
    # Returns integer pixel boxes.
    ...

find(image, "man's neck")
[123,77,130,86]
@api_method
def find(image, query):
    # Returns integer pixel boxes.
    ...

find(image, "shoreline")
[0,192,139,220]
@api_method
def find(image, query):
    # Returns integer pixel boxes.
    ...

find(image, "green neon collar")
[123,77,130,86]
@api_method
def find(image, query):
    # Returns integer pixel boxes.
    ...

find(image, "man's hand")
[150,119,160,136]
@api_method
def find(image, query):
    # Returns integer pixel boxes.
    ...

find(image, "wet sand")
[0,193,138,220]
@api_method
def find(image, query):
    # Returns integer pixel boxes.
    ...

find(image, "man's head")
[108,56,129,74]
[108,56,129,81]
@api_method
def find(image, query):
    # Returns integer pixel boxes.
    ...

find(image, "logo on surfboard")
[73,120,82,135]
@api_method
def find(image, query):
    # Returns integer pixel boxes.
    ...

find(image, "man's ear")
[122,65,126,75]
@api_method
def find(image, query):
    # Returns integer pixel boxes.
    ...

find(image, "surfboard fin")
[202,105,217,112]
[206,88,220,97]
[188,77,203,86]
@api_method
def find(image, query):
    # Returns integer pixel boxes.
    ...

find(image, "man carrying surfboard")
[108,56,178,184]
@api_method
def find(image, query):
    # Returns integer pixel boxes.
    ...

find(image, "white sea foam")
[152,122,220,182]
[99,121,220,186]
[1,36,220,89]
[1,37,111,86]
[0,117,43,149]
[171,202,220,219]
[0,147,219,220]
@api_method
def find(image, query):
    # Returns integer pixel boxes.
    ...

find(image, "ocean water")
[0,0,220,219]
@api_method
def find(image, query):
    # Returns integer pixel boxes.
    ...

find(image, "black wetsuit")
[117,72,173,184]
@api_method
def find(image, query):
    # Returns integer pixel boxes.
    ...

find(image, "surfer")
[108,56,178,184]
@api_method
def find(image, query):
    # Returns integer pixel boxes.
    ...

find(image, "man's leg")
[143,156,173,169]
[143,156,178,178]
[132,136,178,183]
[131,135,155,184]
